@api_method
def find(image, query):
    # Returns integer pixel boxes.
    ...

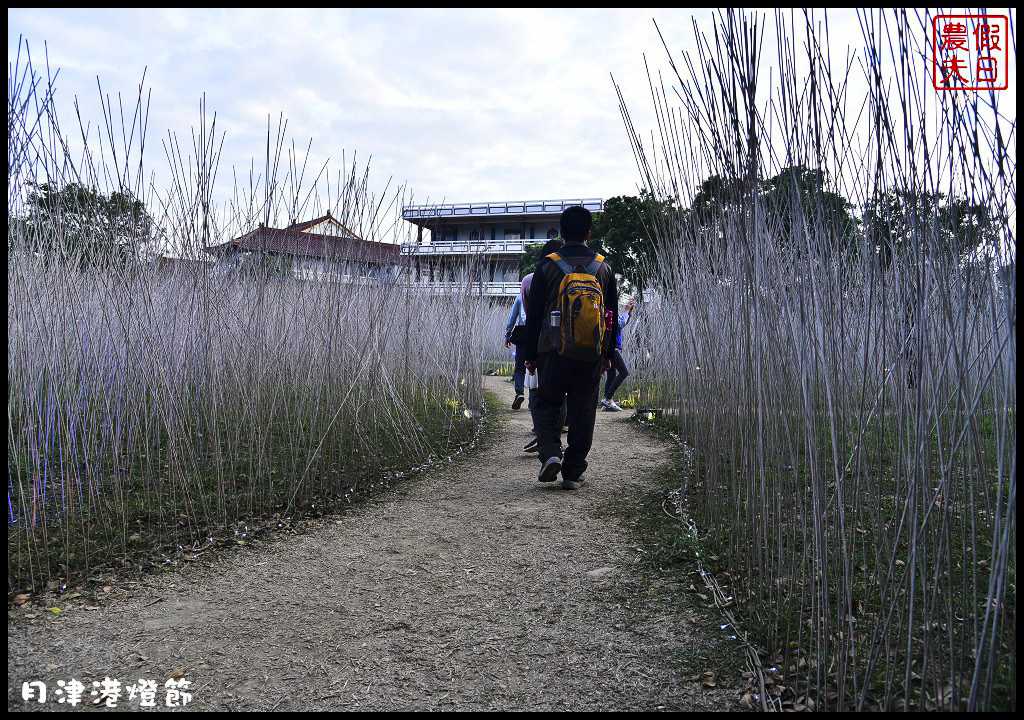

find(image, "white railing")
[291,268,395,285]
[408,280,521,297]
[402,198,603,220]
[287,271,519,297]
[400,240,529,256]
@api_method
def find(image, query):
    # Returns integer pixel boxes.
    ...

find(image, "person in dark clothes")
[521,205,618,490]
[520,237,567,454]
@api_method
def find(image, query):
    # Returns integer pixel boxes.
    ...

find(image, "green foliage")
[682,166,1000,270]
[863,188,1001,268]
[684,166,858,262]
[519,242,547,278]
[688,173,749,226]
[590,190,674,296]
[16,181,155,268]
[761,165,859,256]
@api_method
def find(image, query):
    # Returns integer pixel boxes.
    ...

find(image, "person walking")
[600,297,636,411]
[505,294,527,409]
[520,237,566,453]
[522,205,618,490]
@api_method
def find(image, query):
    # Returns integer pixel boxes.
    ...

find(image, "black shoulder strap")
[548,251,603,277]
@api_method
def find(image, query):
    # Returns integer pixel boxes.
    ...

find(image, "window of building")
[470,230,480,241]
[505,229,520,240]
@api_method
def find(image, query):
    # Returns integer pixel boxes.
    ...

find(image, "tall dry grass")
[8,42,489,592]
[619,10,1015,711]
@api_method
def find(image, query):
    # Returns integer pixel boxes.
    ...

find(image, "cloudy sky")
[8,8,1015,245]
[9,10,715,214]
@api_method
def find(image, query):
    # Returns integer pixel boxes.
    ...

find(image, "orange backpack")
[545,251,606,361]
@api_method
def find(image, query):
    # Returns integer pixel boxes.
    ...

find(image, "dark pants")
[604,349,629,400]
[518,345,565,432]
[512,351,526,395]
[534,351,603,483]
[528,386,566,436]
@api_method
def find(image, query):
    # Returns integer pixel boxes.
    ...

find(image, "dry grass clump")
[619,10,1015,711]
[8,43,488,591]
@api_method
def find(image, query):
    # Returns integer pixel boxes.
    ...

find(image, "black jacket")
[522,243,618,362]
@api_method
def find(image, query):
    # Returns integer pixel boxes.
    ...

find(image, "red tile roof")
[206,217,400,264]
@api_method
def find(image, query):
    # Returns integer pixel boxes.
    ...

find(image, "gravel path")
[8,376,737,712]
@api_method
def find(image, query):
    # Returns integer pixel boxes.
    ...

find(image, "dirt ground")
[8,376,743,711]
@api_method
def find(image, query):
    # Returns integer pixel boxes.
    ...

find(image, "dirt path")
[9,376,739,711]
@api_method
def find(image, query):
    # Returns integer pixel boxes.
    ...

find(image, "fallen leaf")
[46,607,62,614]
[13,593,31,605]
[163,668,185,683]
[701,671,717,688]
[740,692,754,708]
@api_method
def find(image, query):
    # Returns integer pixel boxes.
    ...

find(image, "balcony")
[400,239,528,256]
[409,280,522,297]
[402,198,603,221]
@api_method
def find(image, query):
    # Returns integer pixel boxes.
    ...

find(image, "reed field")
[7,47,493,593]
[617,10,1015,712]
[7,10,1016,713]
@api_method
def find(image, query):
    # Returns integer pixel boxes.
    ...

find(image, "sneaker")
[538,456,562,483]
[604,400,623,412]
[599,398,611,409]
[523,437,539,453]
[512,394,524,410]
[562,476,587,490]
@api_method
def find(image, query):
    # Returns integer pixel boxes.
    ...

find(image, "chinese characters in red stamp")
[933,15,1009,90]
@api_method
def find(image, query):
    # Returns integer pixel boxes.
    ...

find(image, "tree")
[17,181,155,267]
[684,166,859,263]
[683,173,750,271]
[519,242,548,278]
[761,165,858,257]
[589,190,674,298]
[862,188,999,268]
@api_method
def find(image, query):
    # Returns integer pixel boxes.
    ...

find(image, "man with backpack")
[522,205,618,490]
[518,237,568,454]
